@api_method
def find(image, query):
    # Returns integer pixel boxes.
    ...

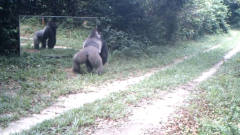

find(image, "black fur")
[33,21,57,49]
[100,40,108,65]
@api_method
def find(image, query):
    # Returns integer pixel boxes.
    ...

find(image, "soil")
[1,43,239,135]
[91,44,240,135]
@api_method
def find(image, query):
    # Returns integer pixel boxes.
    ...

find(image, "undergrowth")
[196,53,240,135]
[14,31,240,135]
[0,30,238,128]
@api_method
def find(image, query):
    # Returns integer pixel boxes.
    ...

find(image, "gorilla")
[73,46,103,74]
[33,20,57,49]
[72,29,108,74]
[83,29,108,65]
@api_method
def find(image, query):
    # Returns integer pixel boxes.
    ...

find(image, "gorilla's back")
[83,38,102,53]
[34,30,44,41]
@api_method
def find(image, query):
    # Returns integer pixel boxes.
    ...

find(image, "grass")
[193,52,240,134]
[0,22,239,128]
[14,31,240,134]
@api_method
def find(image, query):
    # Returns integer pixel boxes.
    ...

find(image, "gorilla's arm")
[100,40,108,65]
[46,27,56,49]
[47,29,55,48]
[33,30,44,49]
[51,28,57,46]
[42,27,50,48]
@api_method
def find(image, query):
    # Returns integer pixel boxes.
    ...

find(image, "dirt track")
[1,42,239,135]
[92,44,240,135]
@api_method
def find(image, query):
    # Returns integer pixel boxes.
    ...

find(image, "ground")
[0,21,240,135]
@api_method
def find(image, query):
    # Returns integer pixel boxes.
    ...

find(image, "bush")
[175,0,229,40]
[0,1,19,55]
[0,0,234,56]
[101,27,149,57]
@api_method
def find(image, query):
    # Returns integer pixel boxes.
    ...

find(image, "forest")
[1,0,240,135]
[1,0,240,55]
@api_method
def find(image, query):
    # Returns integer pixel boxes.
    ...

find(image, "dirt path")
[0,57,187,135]
[92,44,240,135]
[0,43,228,135]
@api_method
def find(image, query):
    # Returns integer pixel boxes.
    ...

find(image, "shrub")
[175,0,229,40]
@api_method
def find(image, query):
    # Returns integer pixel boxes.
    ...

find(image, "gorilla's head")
[89,28,101,39]
[47,21,57,30]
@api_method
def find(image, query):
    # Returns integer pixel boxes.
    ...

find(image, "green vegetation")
[196,51,240,134]
[0,30,237,128]
[1,1,240,133]
[15,30,240,135]
[2,0,240,55]
[225,0,240,27]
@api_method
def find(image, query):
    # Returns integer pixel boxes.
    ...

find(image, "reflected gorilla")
[72,29,108,74]
[33,20,57,49]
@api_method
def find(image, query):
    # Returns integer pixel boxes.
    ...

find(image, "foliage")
[1,30,233,128]
[224,0,240,27]
[0,0,238,55]
[0,0,19,55]
[101,27,150,57]
[97,0,231,46]
[15,31,237,134]
[175,0,229,40]
[198,53,240,135]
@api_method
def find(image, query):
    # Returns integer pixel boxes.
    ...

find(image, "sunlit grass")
[196,53,240,135]
[14,31,240,134]
[0,29,238,128]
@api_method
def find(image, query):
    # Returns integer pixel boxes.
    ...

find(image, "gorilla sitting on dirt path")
[72,29,108,74]
[33,20,57,49]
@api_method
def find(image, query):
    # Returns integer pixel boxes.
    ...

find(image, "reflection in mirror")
[19,16,97,57]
